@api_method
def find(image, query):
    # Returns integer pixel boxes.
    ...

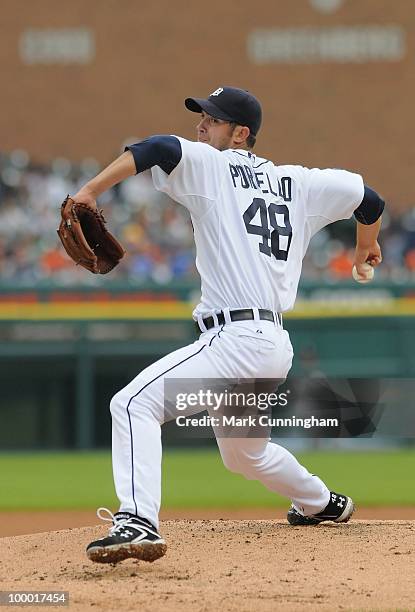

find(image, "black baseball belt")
[196,308,282,333]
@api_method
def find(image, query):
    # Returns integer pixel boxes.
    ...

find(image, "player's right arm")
[304,168,384,273]
[354,217,382,272]
[352,185,383,272]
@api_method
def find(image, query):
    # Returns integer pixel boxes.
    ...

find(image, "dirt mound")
[1,520,414,611]
[1,507,414,538]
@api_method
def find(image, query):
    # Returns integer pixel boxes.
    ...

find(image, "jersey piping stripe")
[125,343,207,516]
[208,324,224,346]
[253,160,271,169]
[233,151,250,158]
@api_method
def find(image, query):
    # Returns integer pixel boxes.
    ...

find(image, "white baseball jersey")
[151,137,364,317]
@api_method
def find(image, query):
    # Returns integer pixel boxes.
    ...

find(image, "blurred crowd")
[0,149,414,286]
[0,150,196,286]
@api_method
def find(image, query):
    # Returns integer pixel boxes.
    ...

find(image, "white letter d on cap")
[210,87,223,96]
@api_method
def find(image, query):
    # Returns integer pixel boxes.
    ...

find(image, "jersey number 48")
[243,198,292,261]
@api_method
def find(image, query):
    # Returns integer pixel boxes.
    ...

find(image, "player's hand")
[354,241,382,274]
[71,188,98,210]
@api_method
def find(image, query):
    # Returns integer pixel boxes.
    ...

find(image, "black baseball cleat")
[86,507,167,564]
[287,491,355,526]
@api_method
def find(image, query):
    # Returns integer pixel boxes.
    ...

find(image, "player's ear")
[233,125,250,146]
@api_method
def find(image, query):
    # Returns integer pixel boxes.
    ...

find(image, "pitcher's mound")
[1,520,414,611]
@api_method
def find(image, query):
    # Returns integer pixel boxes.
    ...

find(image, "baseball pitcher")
[62,86,384,564]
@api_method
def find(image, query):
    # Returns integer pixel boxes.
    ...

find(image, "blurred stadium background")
[1,0,414,514]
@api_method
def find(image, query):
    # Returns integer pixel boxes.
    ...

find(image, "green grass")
[0,449,414,511]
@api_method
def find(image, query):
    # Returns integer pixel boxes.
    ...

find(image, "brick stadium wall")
[1,0,413,208]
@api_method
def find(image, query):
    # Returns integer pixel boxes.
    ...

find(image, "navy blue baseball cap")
[185,86,262,137]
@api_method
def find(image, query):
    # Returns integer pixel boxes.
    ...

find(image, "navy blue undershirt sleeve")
[354,185,385,225]
[125,135,182,175]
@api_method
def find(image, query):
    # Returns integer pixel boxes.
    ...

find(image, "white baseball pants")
[110,319,330,528]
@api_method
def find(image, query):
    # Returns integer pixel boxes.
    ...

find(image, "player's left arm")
[72,151,137,207]
[72,136,182,206]
[353,185,384,274]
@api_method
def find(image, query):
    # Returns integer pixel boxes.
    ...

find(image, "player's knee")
[109,390,125,416]
[221,447,267,477]
[221,454,243,474]
[110,384,164,424]
[109,376,147,416]
[220,447,248,474]
[110,388,147,417]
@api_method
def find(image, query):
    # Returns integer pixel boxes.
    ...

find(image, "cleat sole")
[87,541,167,564]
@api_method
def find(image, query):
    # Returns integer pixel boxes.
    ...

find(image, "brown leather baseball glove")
[57,195,125,274]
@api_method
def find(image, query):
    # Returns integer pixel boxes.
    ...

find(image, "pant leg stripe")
[125,343,207,516]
